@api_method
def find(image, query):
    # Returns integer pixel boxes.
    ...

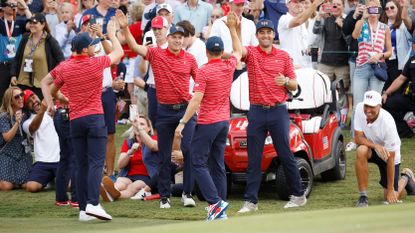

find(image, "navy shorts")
[27,162,58,186]
[368,149,400,191]
[101,88,117,134]
[126,174,150,184]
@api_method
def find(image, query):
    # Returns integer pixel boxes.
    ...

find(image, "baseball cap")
[71,32,100,51]
[28,13,46,24]
[256,19,275,32]
[168,25,185,36]
[229,0,246,4]
[206,36,224,52]
[157,3,173,13]
[81,14,92,25]
[23,89,35,106]
[363,90,382,107]
[151,16,168,29]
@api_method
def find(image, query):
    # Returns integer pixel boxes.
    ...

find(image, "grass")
[0,125,414,232]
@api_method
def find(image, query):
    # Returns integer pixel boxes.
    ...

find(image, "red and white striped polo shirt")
[51,55,111,120]
[145,47,198,104]
[356,22,387,67]
[243,46,296,106]
[194,56,237,124]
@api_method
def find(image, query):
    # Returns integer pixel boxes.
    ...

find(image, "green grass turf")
[1,203,414,233]
[0,126,414,231]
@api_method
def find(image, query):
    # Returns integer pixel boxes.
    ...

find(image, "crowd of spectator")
[1,0,415,222]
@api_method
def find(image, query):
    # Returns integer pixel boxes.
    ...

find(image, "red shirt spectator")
[122,21,143,59]
[51,55,111,120]
[145,47,198,104]
[120,139,149,177]
[194,56,237,124]
[242,46,296,106]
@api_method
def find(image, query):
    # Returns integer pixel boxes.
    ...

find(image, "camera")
[311,48,319,62]
[57,108,69,122]
[21,139,32,154]
[368,6,381,14]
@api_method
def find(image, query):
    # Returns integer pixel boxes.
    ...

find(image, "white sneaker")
[345,142,357,152]
[85,203,112,220]
[237,201,258,213]
[160,198,171,209]
[131,188,151,200]
[181,193,196,207]
[284,195,307,208]
[79,211,97,222]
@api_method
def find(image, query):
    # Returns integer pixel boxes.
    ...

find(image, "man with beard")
[22,89,60,193]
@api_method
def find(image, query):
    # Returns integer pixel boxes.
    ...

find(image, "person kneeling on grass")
[100,115,156,201]
[354,90,402,207]
[21,90,63,197]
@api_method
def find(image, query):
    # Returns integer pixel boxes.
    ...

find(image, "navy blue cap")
[206,36,224,52]
[168,25,185,36]
[71,32,100,51]
[256,19,275,32]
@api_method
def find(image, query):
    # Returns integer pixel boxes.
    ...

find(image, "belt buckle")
[172,104,181,110]
[262,105,272,110]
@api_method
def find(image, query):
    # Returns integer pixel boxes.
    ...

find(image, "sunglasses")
[5,3,17,8]
[385,6,395,11]
[14,92,24,100]
[211,15,221,19]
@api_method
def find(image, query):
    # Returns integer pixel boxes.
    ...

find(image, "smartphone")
[368,6,381,14]
[89,15,96,25]
[358,0,365,4]
[322,3,335,13]
[145,36,153,45]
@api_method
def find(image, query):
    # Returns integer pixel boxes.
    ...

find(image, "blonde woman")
[0,87,32,191]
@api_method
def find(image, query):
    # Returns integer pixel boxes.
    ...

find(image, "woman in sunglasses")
[0,86,32,191]
[379,0,412,91]
[10,12,64,99]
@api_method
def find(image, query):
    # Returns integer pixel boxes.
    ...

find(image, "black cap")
[29,13,46,24]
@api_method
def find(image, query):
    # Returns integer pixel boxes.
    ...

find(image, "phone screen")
[146,36,153,45]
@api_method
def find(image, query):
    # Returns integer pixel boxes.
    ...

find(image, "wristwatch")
[284,77,289,86]
[179,119,187,125]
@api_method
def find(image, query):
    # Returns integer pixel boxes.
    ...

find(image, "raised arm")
[116,10,148,57]
[288,0,324,29]
[106,19,124,65]
[227,12,246,59]
[28,100,47,135]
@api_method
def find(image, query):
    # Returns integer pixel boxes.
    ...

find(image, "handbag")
[371,62,388,81]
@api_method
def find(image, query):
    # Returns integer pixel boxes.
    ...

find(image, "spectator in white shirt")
[55,3,77,59]
[278,0,324,68]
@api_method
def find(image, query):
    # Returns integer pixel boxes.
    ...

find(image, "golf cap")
[363,90,382,107]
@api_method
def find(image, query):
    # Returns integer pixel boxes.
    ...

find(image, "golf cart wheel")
[321,140,346,181]
[275,157,313,200]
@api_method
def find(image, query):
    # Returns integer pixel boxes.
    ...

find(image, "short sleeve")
[94,56,111,69]
[50,64,64,88]
[283,52,296,79]
[145,47,156,63]
[401,58,413,78]
[193,70,207,94]
[120,139,129,153]
[353,103,364,132]
[277,15,290,33]
[228,56,238,69]
[22,114,35,137]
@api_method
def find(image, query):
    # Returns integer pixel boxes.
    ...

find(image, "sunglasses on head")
[5,3,17,8]
[385,6,395,11]
[14,92,24,100]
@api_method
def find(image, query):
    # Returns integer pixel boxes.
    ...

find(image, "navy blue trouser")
[191,121,228,204]
[54,112,78,202]
[244,104,304,204]
[70,114,107,211]
[147,87,158,127]
[156,104,195,198]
